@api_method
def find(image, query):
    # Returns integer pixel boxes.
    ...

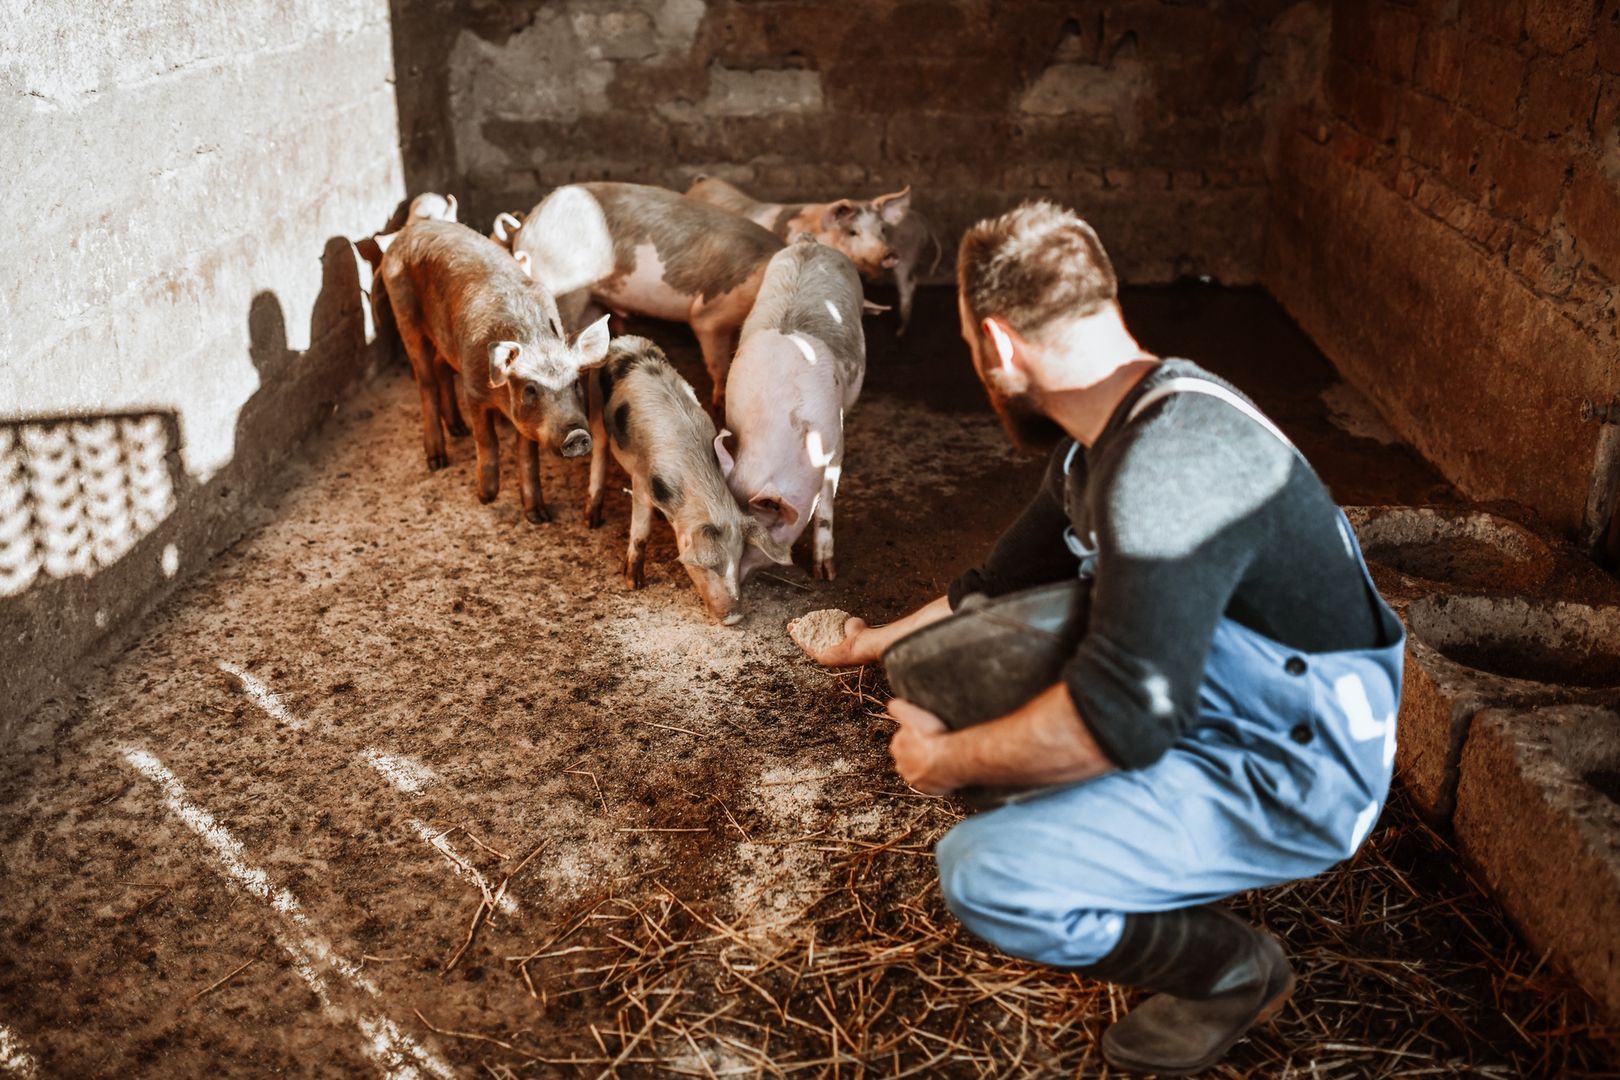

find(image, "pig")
[508,182,784,407]
[378,217,610,522]
[718,237,867,581]
[585,336,790,623]
[883,207,941,336]
[409,192,458,223]
[684,175,911,280]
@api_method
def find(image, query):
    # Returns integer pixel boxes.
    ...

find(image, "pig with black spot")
[507,182,784,408]
[587,336,790,624]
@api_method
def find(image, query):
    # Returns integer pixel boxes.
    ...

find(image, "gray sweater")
[947,360,1391,770]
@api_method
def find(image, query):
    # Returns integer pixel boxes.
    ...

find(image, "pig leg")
[585,374,609,528]
[516,433,549,524]
[625,480,653,589]
[473,405,501,504]
[812,444,845,580]
[437,363,470,438]
[895,265,915,337]
[691,317,739,410]
[396,316,449,471]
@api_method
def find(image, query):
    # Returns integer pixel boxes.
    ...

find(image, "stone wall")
[435,0,1330,284]
[0,0,406,728]
[1266,0,1620,535]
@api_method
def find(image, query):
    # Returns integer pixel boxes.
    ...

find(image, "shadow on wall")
[1,235,381,728]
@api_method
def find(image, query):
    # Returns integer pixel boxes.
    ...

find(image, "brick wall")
[433,0,1329,284]
[0,0,405,726]
[1266,0,1620,533]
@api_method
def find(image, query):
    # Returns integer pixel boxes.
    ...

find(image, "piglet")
[586,336,789,624]
[720,237,867,581]
[510,182,783,407]
[379,218,609,521]
[684,176,911,280]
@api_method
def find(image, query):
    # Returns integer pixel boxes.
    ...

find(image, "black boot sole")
[1101,966,1297,1077]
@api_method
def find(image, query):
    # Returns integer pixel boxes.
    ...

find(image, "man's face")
[958,294,1064,453]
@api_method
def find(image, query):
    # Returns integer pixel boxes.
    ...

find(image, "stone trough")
[1347,504,1620,1022]
[1396,594,1620,817]
[1455,706,1620,1021]
[1342,505,1555,594]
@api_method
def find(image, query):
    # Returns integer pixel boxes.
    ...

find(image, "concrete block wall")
[1265,0,1620,535]
[428,0,1331,285]
[0,0,407,729]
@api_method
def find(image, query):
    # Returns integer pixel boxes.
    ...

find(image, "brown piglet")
[378,217,610,522]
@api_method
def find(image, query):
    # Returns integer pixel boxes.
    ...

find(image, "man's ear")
[488,341,521,387]
[823,200,857,227]
[983,318,1017,370]
[745,518,794,565]
[874,186,911,225]
[573,314,612,368]
[713,429,736,477]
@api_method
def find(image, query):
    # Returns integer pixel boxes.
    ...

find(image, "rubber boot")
[1079,905,1295,1076]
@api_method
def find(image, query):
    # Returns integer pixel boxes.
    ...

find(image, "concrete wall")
[0,0,406,728]
[1265,0,1620,535]
[433,0,1330,284]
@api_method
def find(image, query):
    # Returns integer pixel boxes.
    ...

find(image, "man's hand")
[788,614,878,667]
[888,699,956,794]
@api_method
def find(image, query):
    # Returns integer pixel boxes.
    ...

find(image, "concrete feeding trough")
[1396,595,1620,817]
[1344,506,1554,593]
[1455,706,1620,1021]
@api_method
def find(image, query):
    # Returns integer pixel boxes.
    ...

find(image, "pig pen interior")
[6,1,1620,1076]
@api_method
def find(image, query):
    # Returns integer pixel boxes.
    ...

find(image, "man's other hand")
[888,699,955,794]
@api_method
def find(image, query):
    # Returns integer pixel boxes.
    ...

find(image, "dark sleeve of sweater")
[947,444,1081,609]
[1061,396,1293,770]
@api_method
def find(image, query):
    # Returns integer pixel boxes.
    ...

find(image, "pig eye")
[522,383,538,405]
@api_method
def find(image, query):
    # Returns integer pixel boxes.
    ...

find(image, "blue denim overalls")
[935,378,1407,966]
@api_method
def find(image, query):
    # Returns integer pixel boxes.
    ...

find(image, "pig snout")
[560,427,592,458]
[684,563,745,627]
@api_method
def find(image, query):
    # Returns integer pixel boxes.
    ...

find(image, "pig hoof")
[814,560,836,581]
[585,503,604,529]
[447,418,470,438]
[426,452,449,471]
[525,506,551,525]
[477,488,497,504]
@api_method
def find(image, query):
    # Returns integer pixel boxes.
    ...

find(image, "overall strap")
[1125,376,1295,451]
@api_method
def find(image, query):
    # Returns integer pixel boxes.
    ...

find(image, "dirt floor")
[2,285,1615,1078]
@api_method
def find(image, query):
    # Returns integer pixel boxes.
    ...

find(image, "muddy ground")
[1,286,1613,1077]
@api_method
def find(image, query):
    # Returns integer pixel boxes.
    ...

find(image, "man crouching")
[791,201,1405,1075]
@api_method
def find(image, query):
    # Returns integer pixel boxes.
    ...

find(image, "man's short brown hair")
[957,201,1118,342]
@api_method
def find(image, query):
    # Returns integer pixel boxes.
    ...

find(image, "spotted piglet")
[720,237,867,581]
[586,336,790,624]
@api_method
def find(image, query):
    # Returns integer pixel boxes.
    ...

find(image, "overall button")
[1284,656,1308,676]
[1290,723,1314,745]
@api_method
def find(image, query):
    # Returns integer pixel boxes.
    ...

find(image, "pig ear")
[745,518,794,565]
[713,429,736,477]
[488,341,521,387]
[875,187,911,225]
[445,193,458,221]
[492,211,522,247]
[823,200,857,227]
[513,250,534,278]
[862,299,892,314]
[572,314,612,369]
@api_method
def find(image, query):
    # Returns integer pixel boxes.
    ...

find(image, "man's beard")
[984,373,1065,453]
